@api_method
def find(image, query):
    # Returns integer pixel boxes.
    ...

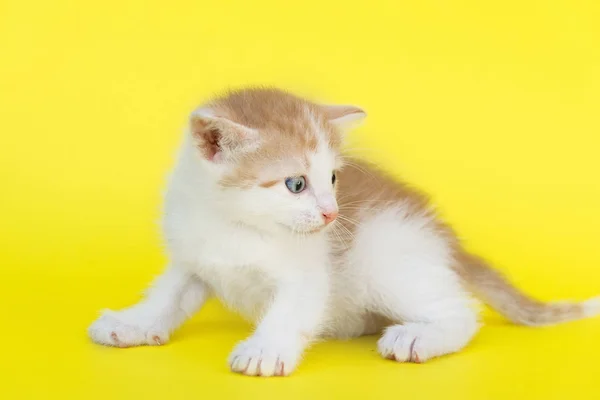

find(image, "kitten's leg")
[372,263,479,362]
[228,267,328,377]
[376,305,479,363]
[356,211,480,363]
[88,266,208,347]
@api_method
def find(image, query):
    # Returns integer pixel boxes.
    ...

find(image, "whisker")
[337,215,360,225]
[335,221,356,241]
[339,205,390,213]
[339,199,397,209]
[330,223,350,250]
[336,216,361,231]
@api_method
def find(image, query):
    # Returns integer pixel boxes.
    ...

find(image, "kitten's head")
[188,88,365,235]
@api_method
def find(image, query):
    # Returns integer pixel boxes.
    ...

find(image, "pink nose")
[322,211,338,225]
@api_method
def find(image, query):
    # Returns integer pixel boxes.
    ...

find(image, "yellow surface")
[1,0,599,398]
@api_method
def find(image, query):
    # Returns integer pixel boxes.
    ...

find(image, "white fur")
[89,118,479,376]
[88,268,207,347]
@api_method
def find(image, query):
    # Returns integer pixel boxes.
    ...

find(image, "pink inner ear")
[191,118,222,162]
[190,110,259,162]
[203,128,222,161]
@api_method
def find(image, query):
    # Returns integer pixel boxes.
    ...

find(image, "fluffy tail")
[456,253,600,326]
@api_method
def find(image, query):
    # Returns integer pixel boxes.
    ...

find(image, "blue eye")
[285,176,306,193]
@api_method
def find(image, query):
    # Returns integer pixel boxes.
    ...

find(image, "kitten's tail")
[456,253,600,326]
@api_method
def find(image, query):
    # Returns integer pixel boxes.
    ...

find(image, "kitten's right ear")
[321,105,367,134]
[190,107,259,162]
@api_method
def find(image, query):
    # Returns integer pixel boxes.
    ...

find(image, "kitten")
[89,88,599,376]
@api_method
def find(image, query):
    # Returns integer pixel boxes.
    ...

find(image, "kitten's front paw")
[88,309,169,348]
[228,335,301,377]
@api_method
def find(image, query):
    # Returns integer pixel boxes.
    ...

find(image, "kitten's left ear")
[322,105,367,133]
[190,107,259,163]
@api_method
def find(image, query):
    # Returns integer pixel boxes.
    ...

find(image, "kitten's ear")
[190,107,259,162]
[322,105,366,133]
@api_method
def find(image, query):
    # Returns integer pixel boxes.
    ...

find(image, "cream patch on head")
[187,87,364,234]
[256,157,307,186]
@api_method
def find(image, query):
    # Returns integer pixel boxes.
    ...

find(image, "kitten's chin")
[279,223,327,236]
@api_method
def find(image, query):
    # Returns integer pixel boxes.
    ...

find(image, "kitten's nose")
[322,210,338,225]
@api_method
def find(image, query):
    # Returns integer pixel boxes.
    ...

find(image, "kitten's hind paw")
[377,321,476,363]
[88,309,169,348]
[378,324,435,363]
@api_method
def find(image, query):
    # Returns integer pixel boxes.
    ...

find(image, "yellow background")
[1,0,599,398]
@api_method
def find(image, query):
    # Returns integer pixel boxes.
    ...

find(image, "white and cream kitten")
[89,88,599,377]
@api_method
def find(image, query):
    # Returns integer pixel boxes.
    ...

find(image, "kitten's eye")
[285,176,306,193]
[332,172,337,185]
